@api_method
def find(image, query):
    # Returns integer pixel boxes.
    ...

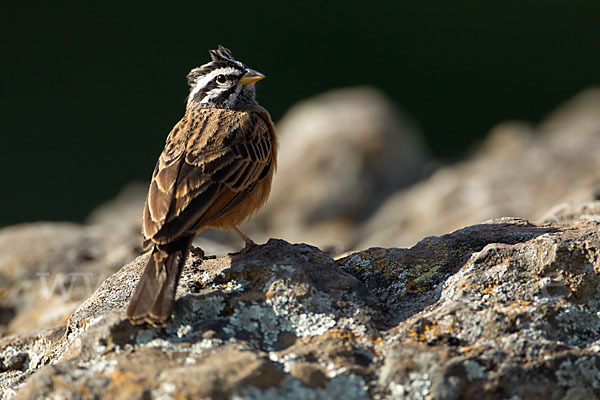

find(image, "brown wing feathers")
[142,107,274,245]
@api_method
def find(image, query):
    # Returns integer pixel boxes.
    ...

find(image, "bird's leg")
[232,225,256,251]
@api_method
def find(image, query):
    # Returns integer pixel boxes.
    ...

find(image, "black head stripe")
[216,73,241,82]
[211,86,237,106]
[188,59,245,88]
[191,72,241,104]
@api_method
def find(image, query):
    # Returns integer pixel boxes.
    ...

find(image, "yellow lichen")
[408,320,456,343]
[324,328,358,341]
[109,369,136,385]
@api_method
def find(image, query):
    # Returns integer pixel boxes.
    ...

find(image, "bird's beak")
[239,69,265,85]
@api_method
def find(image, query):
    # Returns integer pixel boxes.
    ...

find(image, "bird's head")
[186,45,265,109]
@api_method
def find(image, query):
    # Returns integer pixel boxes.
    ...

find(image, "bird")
[126,45,277,327]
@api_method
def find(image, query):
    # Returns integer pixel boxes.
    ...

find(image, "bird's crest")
[209,45,239,63]
[187,45,245,87]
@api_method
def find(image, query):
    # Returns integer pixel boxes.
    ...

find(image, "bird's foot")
[228,239,257,256]
[228,226,258,256]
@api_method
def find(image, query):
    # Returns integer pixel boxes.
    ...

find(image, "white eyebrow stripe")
[200,87,226,103]
[188,66,240,100]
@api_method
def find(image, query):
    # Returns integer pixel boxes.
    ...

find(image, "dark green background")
[2,2,600,226]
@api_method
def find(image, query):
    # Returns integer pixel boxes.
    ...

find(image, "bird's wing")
[142,117,189,244]
[142,107,273,244]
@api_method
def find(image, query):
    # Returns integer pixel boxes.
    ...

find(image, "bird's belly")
[206,176,272,230]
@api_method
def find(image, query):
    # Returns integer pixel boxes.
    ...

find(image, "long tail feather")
[126,237,191,327]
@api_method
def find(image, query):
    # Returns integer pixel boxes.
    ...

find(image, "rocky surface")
[3,212,600,399]
[359,88,600,249]
[0,221,142,337]
[3,87,600,398]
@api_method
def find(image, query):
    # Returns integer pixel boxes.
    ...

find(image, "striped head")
[186,46,265,109]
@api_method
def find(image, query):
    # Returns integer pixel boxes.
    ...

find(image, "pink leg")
[232,225,256,250]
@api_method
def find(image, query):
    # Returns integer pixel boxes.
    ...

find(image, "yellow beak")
[239,69,265,85]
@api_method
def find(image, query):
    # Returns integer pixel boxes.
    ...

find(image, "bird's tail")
[126,237,192,327]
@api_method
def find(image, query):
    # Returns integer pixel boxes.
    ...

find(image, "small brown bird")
[126,46,277,326]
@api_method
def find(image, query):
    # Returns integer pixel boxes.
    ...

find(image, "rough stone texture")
[541,200,600,225]
[246,86,430,253]
[0,222,142,337]
[4,88,600,398]
[359,88,600,248]
[4,215,600,399]
[3,240,381,399]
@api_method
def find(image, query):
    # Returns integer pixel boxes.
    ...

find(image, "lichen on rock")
[2,215,600,399]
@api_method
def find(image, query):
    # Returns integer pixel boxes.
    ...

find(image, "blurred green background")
[2,1,600,226]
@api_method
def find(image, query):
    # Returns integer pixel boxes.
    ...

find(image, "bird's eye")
[216,75,227,84]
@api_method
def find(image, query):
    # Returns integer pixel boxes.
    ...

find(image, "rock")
[0,186,240,339]
[0,352,27,373]
[341,216,600,399]
[86,182,147,229]
[359,88,600,249]
[248,86,430,253]
[0,221,142,337]
[3,216,600,398]
[541,200,600,225]
[4,239,381,399]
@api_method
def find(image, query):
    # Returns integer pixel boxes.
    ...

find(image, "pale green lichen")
[135,328,157,345]
[463,359,487,381]
[231,374,369,400]
[199,271,212,284]
[226,281,339,347]
[556,356,600,391]
[141,337,219,355]
[344,254,373,270]
[228,304,337,347]
[409,264,442,284]
[164,295,226,340]
[337,317,367,337]
[283,312,337,337]
[277,265,298,274]
[388,372,432,400]
[225,304,282,345]
[188,295,226,319]
[175,324,193,338]
[554,304,600,347]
